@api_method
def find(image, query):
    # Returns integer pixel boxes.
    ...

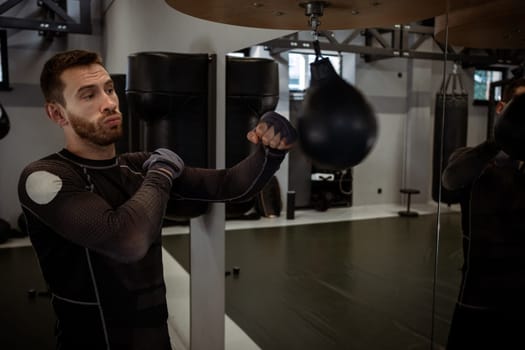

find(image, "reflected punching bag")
[298,55,377,170]
[494,93,525,160]
[225,56,279,219]
[0,103,10,140]
[432,70,468,204]
[126,52,212,219]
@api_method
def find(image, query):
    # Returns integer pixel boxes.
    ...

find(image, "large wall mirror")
[159,0,525,349]
[220,30,450,350]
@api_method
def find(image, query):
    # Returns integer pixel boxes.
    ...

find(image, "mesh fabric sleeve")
[442,140,501,191]
[171,145,286,202]
[18,160,172,263]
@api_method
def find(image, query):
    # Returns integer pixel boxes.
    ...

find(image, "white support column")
[190,54,226,350]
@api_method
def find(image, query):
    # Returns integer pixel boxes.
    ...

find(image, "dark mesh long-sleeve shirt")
[442,141,525,311]
[18,145,285,350]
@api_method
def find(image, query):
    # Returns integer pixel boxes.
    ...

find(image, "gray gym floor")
[0,206,462,350]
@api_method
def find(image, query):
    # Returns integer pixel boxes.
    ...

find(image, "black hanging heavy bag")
[127,52,211,219]
[432,69,469,205]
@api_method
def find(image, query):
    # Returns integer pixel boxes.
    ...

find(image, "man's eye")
[82,94,94,100]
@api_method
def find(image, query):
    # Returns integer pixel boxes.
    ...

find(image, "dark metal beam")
[319,30,338,44]
[392,25,401,51]
[262,34,525,67]
[409,33,428,51]
[264,38,398,58]
[0,0,24,15]
[0,16,89,33]
[79,0,91,30]
[0,0,91,35]
[368,28,390,48]
[40,0,74,22]
[341,30,360,45]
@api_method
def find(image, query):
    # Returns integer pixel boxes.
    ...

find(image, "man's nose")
[101,92,118,112]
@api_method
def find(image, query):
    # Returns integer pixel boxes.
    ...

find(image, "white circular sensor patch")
[25,170,63,205]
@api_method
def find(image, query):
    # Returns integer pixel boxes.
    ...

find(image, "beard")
[68,111,123,146]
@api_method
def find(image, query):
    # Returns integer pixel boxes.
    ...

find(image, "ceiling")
[165,0,524,49]
[434,0,525,49]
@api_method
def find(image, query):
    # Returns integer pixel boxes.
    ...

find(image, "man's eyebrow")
[76,84,96,95]
[76,80,114,95]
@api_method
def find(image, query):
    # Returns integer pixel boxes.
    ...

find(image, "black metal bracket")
[0,0,92,38]
[263,24,525,68]
[300,1,330,59]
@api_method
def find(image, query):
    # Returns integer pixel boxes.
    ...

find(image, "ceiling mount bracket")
[300,1,330,39]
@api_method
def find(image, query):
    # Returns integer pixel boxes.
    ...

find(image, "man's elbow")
[442,168,461,191]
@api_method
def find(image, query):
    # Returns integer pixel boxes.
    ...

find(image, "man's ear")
[45,102,68,127]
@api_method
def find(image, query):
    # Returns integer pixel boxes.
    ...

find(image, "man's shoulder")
[20,152,79,180]
[18,153,83,205]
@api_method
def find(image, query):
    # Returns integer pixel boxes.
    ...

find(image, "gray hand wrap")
[143,148,184,180]
[260,111,298,145]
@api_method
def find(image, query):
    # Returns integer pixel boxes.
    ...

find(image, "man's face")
[59,64,122,146]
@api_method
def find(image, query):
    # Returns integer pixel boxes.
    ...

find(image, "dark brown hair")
[40,50,103,105]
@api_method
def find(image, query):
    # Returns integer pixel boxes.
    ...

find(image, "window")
[473,68,505,104]
[288,53,306,91]
[288,52,341,91]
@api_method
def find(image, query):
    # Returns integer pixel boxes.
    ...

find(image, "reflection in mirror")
[435,2,525,349]
[211,22,452,349]
[438,76,525,349]
[156,24,525,350]
[155,3,525,350]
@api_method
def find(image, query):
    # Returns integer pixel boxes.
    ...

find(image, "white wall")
[352,57,410,205]
[404,41,438,205]
[103,1,292,73]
